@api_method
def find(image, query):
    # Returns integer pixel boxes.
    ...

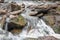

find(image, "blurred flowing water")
[0,0,59,40]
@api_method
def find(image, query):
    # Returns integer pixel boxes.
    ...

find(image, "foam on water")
[0,1,60,40]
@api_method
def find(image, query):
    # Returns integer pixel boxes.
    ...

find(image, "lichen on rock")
[10,15,27,27]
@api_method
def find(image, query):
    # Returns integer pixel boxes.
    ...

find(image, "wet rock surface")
[0,1,60,40]
[25,36,59,40]
[0,1,58,34]
[10,15,27,27]
[0,2,26,34]
[27,2,60,34]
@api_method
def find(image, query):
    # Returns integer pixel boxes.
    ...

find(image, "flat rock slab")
[24,36,59,40]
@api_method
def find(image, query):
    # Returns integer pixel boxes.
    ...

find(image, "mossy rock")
[2,15,27,34]
[10,15,27,27]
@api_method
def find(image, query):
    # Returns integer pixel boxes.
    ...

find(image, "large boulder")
[43,15,55,26]
[3,15,27,34]
[10,15,27,27]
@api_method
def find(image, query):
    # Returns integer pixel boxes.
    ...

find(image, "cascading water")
[8,1,56,40]
[0,0,60,40]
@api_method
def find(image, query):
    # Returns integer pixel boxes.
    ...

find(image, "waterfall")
[7,1,56,40]
[0,0,60,40]
[7,19,55,40]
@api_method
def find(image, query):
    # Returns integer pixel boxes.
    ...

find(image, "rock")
[24,38,37,40]
[9,15,18,19]
[43,15,60,34]
[29,11,38,16]
[36,13,44,17]
[55,16,60,26]
[43,15,55,26]
[0,0,4,3]
[5,22,23,35]
[55,5,60,15]
[10,8,25,15]
[0,3,11,15]
[28,3,57,9]
[56,5,60,11]
[3,15,27,34]
[30,8,49,17]
[11,28,22,35]
[49,4,58,9]
[29,4,57,17]
[10,2,21,12]
[21,4,25,8]
[56,1,60,5]
[10,15,27,27]
[56,11,60,15]
[0,15,6,28]
[30,12,44,18]
[48,9,57,15]
[24,36,59,40]
[27,5,37,9]
[0,2,26,34]
[38,36,59,40]
[0,10,7,15]
[10,2,25,15]
[54,16,60,33]
[28,4,48,9]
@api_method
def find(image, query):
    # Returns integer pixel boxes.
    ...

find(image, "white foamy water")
[6,19,55,40]
[0,1,60,40]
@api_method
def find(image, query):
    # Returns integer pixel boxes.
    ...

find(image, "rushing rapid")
[0,0,60,40]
